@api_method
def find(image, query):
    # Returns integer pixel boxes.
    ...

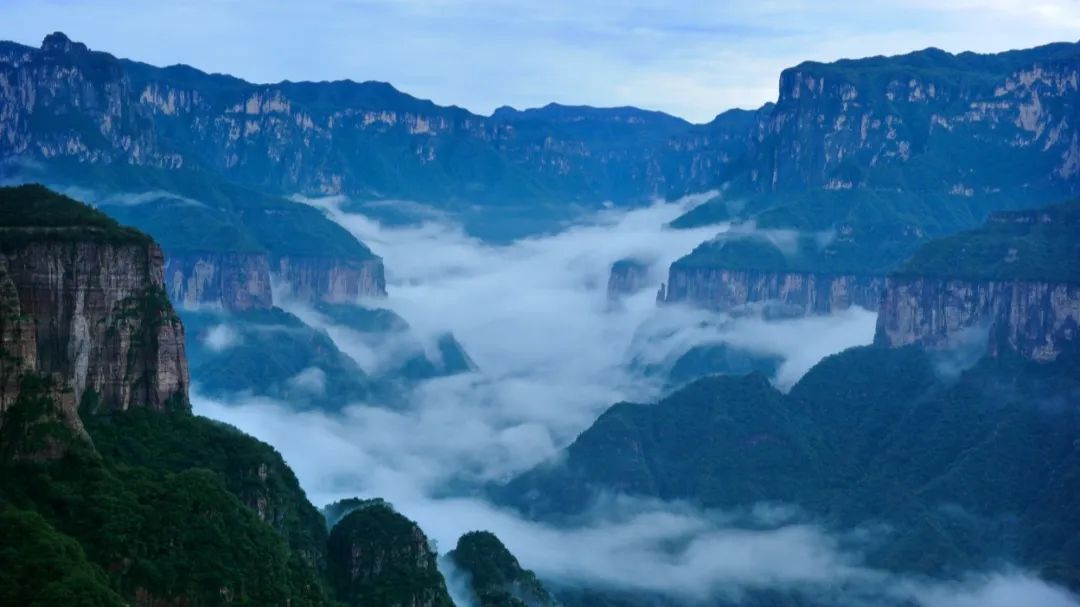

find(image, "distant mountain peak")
[41,31,86,54]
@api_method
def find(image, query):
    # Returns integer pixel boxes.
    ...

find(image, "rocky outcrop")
[663,267,884,316]
[164,252,273,311]
[164,252,386,310]
[274,256,387,302]
[0,33,747,205]
[0,185,189,454]
[745,46,1080,195]
[1,239,189,413]
[326,502,453,607]
[876,278,1080,361]
[876,200,1080,361]
[606,259,651,302]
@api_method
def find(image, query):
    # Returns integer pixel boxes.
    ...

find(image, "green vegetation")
[449,530,558,607]
[499,345,1080,589]
[181,307,375,411]
[0,502,125,607]
[0,449,331,605]
[0,184,150,249]
[0,375,83,462]
[327,502,454,607]
[85,408,329,570]
[895,198,1080,283]
[8,162,376,259]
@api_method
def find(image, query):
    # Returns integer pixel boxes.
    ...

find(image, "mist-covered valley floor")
[187,196,1075,607]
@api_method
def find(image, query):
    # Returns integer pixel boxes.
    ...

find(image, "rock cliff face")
[0,33,747,205]
[164,252,386,310]
[876,278,1080,361]
[606,258,651,302]
[875,201,1080,361]
[164,252,273,310]
[663,267,883,315]
[745,45,1080,195]
[275,256,387,302]
[1,239,189,413]
[0,186,189,454]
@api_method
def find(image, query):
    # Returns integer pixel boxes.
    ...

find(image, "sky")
[2,0,1079,122]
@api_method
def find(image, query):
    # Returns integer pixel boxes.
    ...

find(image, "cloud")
[203,323,239,352]
[186,198,1073,605]
[287,367,328,397]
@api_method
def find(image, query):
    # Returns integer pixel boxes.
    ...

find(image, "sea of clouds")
[192,194,1076,607]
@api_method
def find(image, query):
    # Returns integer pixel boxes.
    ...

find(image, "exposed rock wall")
[606,259,651,302]
[0,238,189,413]
[164,252,273,311]
[663,266,884,315]
[274,256,387,302]
[876,277,1080,361]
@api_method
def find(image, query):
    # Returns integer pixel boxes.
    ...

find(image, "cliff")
[326,501,454,607]
[164,251,387,310]
[0,185,189,453]
[606,258,651,302]
[165,252,273,310]
[275,255,387,303]
[663,266,883,315]
[876,200,1080,361]
[0,33,745,207]
[661,234,884,314]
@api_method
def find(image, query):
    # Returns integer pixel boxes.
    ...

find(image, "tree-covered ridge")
[893,198,1080,283]
[498,345,1080,589]
[449,530,559,607]
[0,183,150,248]
[326,501,455,607]
[0,502,126,607]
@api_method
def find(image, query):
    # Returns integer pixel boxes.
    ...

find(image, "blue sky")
[2,0,1079,122]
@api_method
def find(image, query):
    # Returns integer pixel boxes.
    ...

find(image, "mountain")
[448,530,559,607]
[879,198,1080,360]
[326,500,455,607]
[0,32,749,241]
[0,185,465,605]
[497,204,1080,595]
[659,43,1080,314]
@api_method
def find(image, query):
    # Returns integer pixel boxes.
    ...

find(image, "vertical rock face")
[1,240,189,412]
[326,502,454,607]
[875,200,1080,361]
[606,259,651,302]
[663,267,884,315]
[164,252,273,311]
[876,278,1080,361]
[274,256,387,302]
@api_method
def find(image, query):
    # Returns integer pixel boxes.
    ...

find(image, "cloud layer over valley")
[191,197,1074,606]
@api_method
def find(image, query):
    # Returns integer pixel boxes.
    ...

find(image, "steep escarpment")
[666,44,1080,312]
[606,258,652,302]
[664,265,883,315]
[165,251,273,310]
[877,200,1080,361]
[661,233,884,314]
[275,255,387,303]
[0,185,188,430]
[0,184,337,605]
[0,33,746,209]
